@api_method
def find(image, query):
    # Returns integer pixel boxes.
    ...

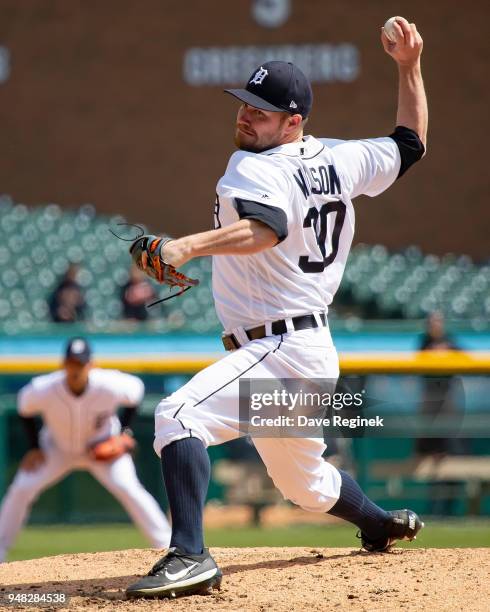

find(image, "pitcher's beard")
[234,131,276,153]
[235,130,257,152]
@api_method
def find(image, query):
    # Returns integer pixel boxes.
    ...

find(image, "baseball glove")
[89,432,136,462]
[129,234,199,291]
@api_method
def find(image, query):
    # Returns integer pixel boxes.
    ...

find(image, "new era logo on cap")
[224,60,313,119]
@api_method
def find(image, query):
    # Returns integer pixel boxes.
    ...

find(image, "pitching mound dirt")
[1,547,488,611]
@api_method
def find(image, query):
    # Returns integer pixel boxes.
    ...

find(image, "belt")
[222,313,327,351]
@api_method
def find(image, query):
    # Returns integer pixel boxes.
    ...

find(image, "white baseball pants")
[0,449,171,562]
[154,327,342,513]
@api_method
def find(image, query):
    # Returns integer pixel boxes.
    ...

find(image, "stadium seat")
[0,200,486,329]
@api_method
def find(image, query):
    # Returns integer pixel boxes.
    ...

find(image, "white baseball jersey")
[18,368,144,454]
[213,134,401,332]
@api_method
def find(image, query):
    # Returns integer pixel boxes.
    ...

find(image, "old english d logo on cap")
[65,337,92,364]
[249,67,268,85]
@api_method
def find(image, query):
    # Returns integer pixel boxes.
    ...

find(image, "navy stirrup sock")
[160,437,210,554]
[328,469,391,541]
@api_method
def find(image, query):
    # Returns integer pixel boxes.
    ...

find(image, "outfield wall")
[0,0,488,257]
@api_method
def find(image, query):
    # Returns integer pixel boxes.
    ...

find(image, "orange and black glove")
[89,430,136,462]
[129,234,199,291]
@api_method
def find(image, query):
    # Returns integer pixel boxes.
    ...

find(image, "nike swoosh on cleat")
[164,563,199,581]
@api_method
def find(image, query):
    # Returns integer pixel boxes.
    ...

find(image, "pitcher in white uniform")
[0,337,171,563]
[126,17,428,600]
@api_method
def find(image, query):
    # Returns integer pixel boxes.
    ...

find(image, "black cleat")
[360,509,424,552]
[126,547,222,599]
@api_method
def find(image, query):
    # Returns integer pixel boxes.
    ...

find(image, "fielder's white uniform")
[0,368,171,562]
[154,134,401,512]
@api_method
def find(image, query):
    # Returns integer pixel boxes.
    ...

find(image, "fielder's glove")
[89,431,136,462]
[129,234,199,292]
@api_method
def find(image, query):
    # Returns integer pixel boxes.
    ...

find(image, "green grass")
[7,520,490,562]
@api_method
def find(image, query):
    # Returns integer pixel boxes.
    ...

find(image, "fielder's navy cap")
[225,61,313,118]
[64,337,91,364]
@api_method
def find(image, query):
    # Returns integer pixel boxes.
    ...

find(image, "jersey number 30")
[298,201,346,273]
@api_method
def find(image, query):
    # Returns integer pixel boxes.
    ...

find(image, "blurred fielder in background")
[0,337,171,563]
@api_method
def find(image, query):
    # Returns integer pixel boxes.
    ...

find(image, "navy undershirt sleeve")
[389,125,425,178]
[235,198,288,243]
[119,405,137,429]
[21,416,40,449]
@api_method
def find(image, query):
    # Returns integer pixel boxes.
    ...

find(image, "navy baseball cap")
[225,61,313,119]
[64,337,92,364]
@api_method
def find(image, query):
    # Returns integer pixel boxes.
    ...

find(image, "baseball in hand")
[383,16,403,43]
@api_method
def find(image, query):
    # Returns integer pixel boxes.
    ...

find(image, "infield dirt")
[1,547,488,611]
